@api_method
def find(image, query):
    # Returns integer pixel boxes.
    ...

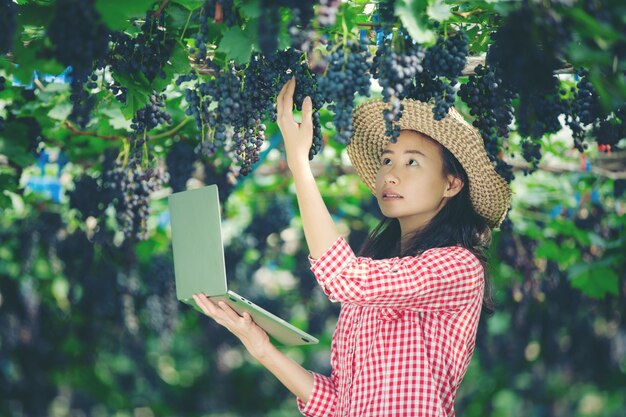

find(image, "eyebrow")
[381,149,428,158]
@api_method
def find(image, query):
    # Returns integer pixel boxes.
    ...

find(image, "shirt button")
[348,348,353,354]
[353,317,359,323]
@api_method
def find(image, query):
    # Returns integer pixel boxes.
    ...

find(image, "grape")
[192,0,239,64]
[0,0,17,53]
[317,0,340,26]
[68,79,97,128]
[258,1,281,56]
[458,64,516,182]
[47,0,109,80]
[68,174,105,219]
[516,81,567,140]
[487,4,567,95]
[372,34,425,141]
[413,30,468,120]
[423,30,468,81]
[245,196,292,250]
[131,92,172,133]
[166,140,197,192]
[108,12,175,82]
[318,39,371,144]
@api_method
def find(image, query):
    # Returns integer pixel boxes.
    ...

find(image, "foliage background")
[1,0,625,416]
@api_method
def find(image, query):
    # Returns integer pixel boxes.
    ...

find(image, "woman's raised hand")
[192,294,271,360]
[276,77,313,170]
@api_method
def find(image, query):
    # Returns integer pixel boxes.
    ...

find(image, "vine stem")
[63,117,193,142]
[180,9,193,42]
[150,117,193,140]
[63,121,125,141]
[153,0,171,17]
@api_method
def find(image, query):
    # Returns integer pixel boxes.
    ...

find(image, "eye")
[381,157,392,166]
[408,159,419,166]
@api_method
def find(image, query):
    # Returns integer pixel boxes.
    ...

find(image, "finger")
[193,294,216,316]
[301,96,313,129]
[281,77,296,121]
[276,79,290,119]
[217,300,246,323]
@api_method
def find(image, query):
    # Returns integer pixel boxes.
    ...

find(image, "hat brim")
[347,99,512,228]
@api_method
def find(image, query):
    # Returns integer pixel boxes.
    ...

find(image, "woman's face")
[374,130,463,236]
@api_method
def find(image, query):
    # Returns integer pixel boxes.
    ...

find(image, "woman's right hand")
[192,294,272,360]
[276,77,314,171]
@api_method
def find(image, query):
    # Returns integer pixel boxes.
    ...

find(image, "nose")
[384,171,399,185]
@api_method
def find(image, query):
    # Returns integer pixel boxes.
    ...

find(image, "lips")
[382,189,403,199]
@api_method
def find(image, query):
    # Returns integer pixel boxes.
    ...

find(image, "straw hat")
[347,99,512,228]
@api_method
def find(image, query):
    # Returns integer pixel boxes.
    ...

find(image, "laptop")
[168,184,319,346]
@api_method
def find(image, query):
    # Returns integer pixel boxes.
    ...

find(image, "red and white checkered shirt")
[296,236,484,417]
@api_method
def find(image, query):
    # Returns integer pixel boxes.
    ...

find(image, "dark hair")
[356,133,494,314]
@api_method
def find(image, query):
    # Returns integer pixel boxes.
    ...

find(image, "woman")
[193,77,512,416]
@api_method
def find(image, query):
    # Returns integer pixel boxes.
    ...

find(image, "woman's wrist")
[287,156,313,177]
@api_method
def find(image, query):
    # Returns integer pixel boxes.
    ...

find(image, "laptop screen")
[168,184,228,300]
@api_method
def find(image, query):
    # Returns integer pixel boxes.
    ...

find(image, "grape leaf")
[95,0,154,30]
[427,0,452,22]
[217,26,253,65]
[396,0,436,45]
[569,263,619,298]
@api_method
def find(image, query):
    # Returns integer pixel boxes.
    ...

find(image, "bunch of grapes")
[592,109,626,148]
[192,0,238,64]
[142,255,178,346]
[275,49,325,158]
[566,70,609,152]
[318,39,371,144]
[0,0,17,53]
[68,79,97,128]
[232,122,266,176]
[487,5,566,96]
[371,34,425,141]
[245,196,293,250]
[417,30,468,120]
[203,160,236,203]
[68,174,106,219]
[487,3,571,141]
[166,140,197,192]
[317,0,340,26]
[47,0,109,80]
[458,64,515,182]
[516,82,568,140]
[131,92,172,133]
[241,53,282,123]
[107,12,175,82]
[108,158,169,241]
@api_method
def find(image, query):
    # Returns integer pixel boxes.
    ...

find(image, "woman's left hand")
[192,294,272,360]
[276,77,313,170]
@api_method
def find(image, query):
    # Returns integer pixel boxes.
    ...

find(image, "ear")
[443,175,464,198]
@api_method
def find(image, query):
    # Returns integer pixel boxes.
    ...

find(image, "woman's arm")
[192,294,314,401]
[276,77,340,259]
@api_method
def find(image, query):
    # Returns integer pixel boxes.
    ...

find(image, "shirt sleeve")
[309,236,484,311]
[296,372,337,417]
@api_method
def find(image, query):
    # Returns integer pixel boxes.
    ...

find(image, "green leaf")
[111,71,151,119]
[172,0,204,11]
[396,0,436,45]
[569,264,619,298]
[217,26,253,65]
[238,0,261,19]
[427,0,452,22]
[95,0,155,31]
